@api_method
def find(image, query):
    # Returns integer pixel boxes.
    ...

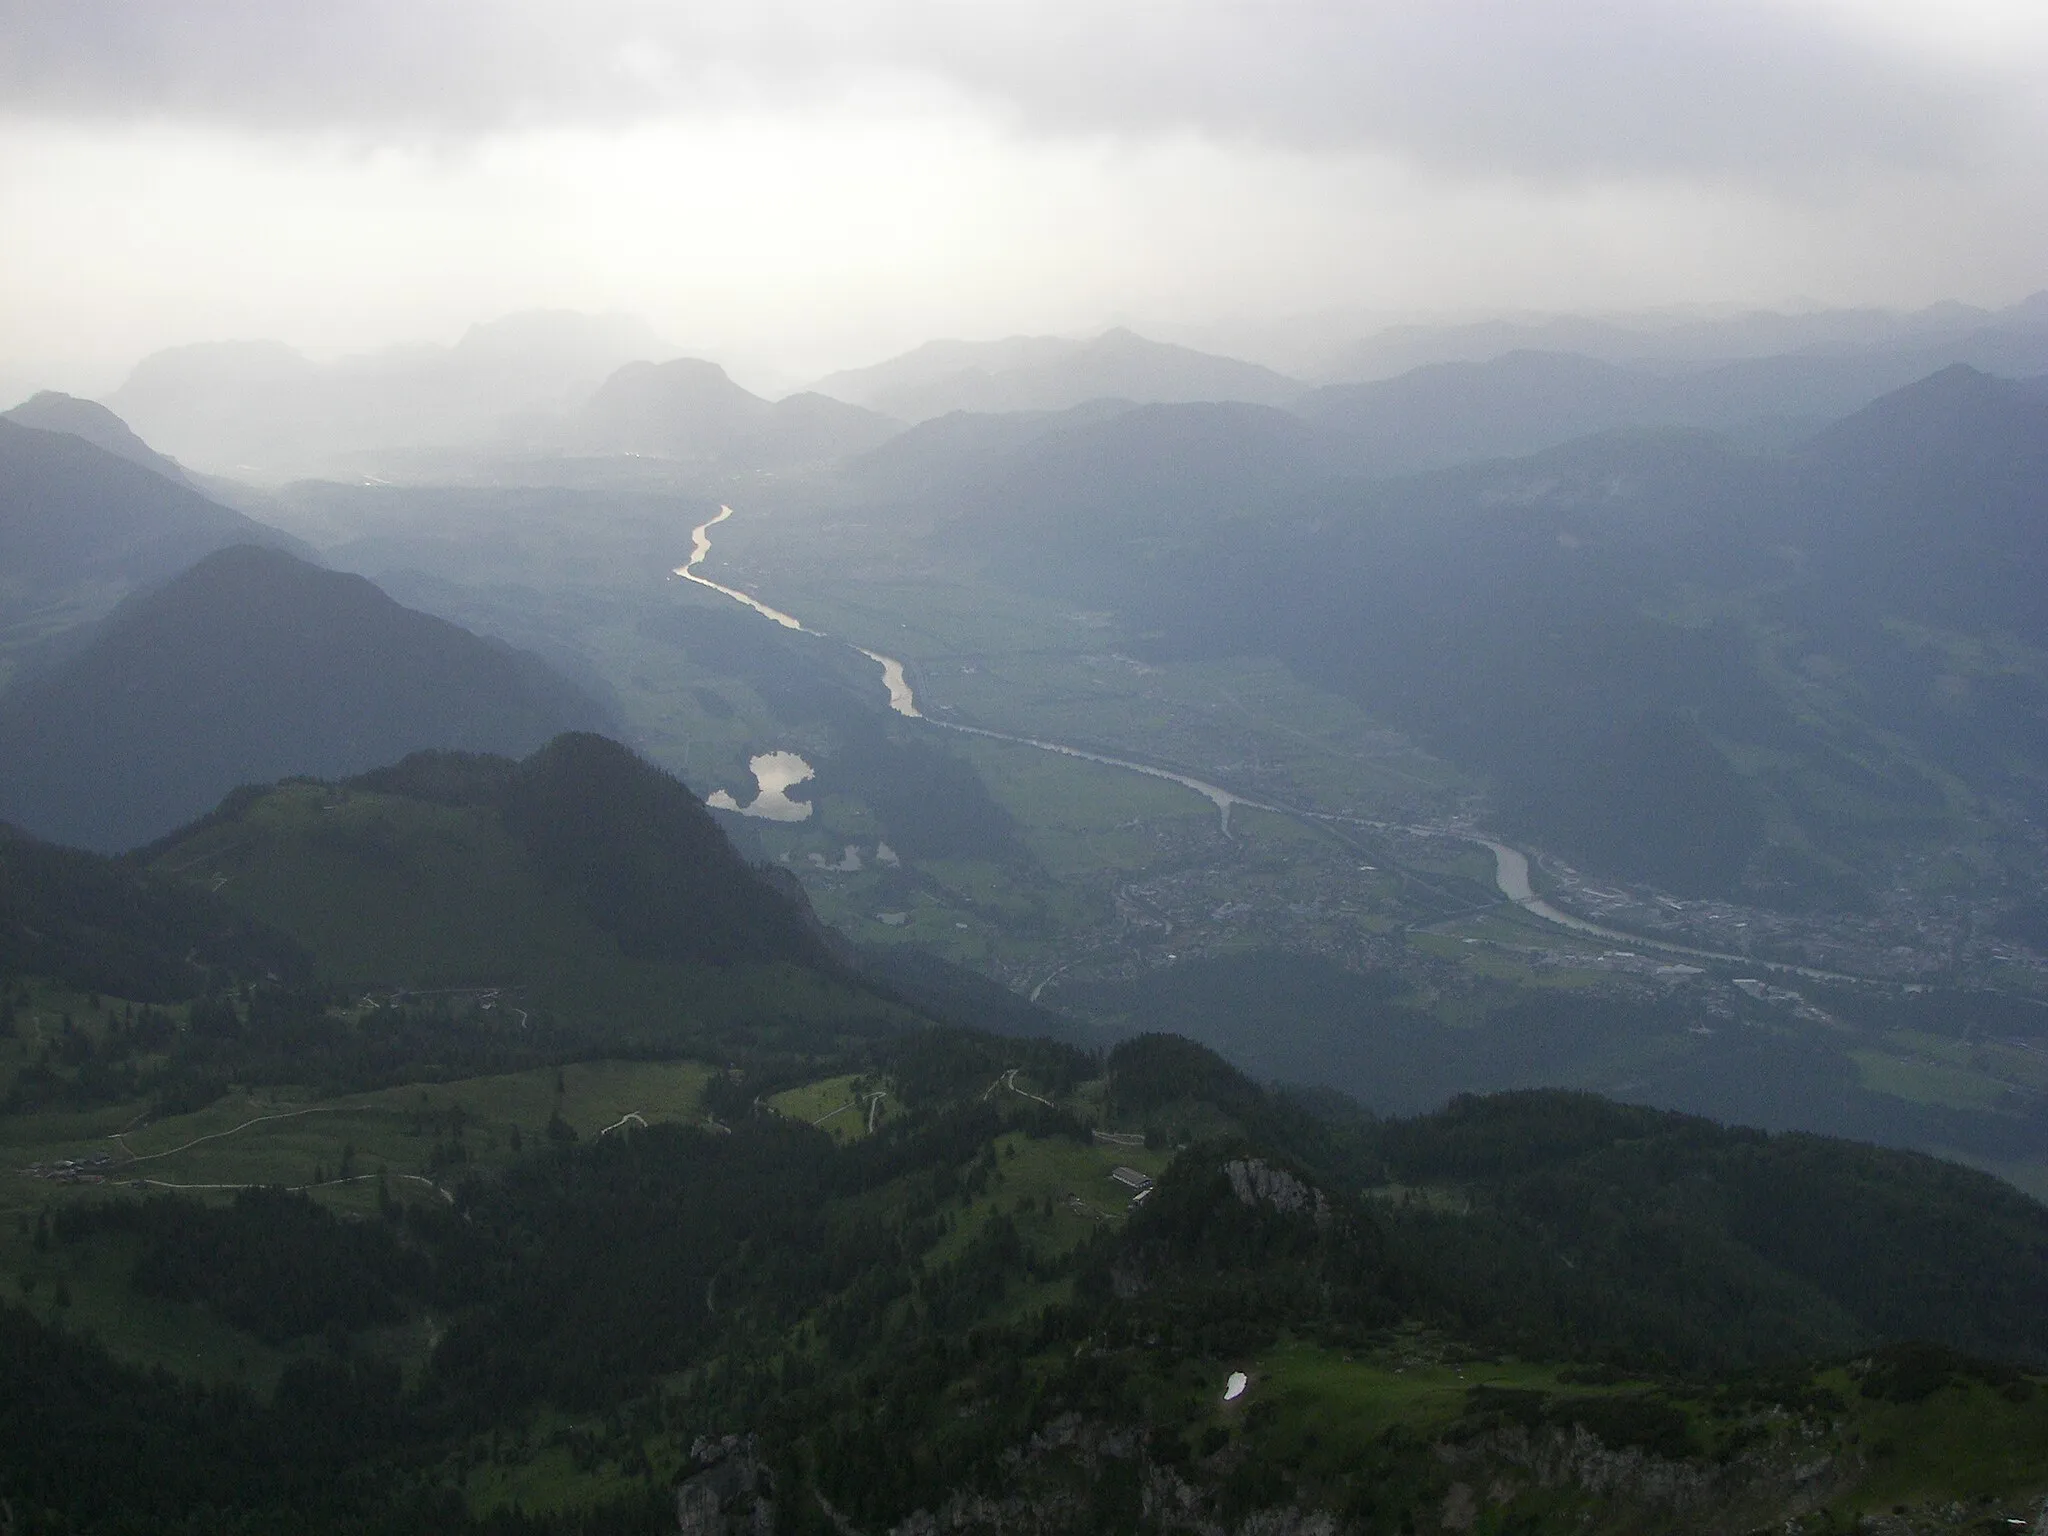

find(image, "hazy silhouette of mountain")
[1798,362,2048,482]
[2,391,190,484]
[0,419,304,622]
[811,327,1305,422]
[1327,293,2048,381]
[1785,365,2048,643]
[1296,352,1659,472]
[1295,343,2048,474]
[0,545,612,851]
[846,398,1141,502]
[103,311,679,478]
[574,357,900,465]
[887,365,2048,899]
[924,402,1331,605]
[100,339,321,475]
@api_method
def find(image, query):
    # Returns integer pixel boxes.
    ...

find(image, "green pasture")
[4,1059,717,1214]
[151,782,916,1043]
[1830,1368,2048,1516]
[1252,1337,1578,1448]
[1852,1049,2016,1113]
[954,736,1221,877]
[767,1072,895,1142]
[154,785,602,989]
[1881,1028,2048,1092]
[1408,927,1623,991]
[1,1058,718,1391]
[927,1127,1173,1269]
[1235,1339,2048,1526]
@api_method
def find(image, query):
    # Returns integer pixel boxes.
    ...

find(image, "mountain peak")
[0,546,610,852]
[0,415,298,611]
[3,390,187,483]
[1802,362,2047,469]
[576,357,897,463]
[810,329,1302,422]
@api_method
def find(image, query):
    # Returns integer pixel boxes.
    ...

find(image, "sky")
[3,0,2047,397]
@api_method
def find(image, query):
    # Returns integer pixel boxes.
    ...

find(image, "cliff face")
[675,1436,776,1536]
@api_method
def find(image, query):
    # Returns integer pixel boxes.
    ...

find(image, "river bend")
[675,505,1846,975]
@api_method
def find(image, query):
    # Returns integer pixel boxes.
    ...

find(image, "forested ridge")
[10,1031,2048,1532]
[7,749,2048,1532]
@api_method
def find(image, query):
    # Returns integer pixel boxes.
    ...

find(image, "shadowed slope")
[0,546,611,851]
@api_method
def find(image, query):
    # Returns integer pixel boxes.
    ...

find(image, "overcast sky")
[3,0,2046,396]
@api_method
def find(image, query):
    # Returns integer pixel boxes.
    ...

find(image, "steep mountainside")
[7,1009,2048,1534]
[844,398,1141,511]
[0,419,299,622]
[926,401,1334,603]
[2,390,189,483]
[124,735,882,1047]
[1784,364,2048,642]
[0,820,309,1003]
[0,545,612,851]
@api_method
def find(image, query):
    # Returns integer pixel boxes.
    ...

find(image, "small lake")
[707,751,815,822]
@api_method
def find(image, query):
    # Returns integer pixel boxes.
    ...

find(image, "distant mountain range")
[0,544,612,852]
[868,364,2048,902]
[847,345,2000,497]
[570,357,900,466]
[103,310,681,478]
[50,312,2048,902]
[1297,338,2048,472]
[1327,290,2048,381]
[809,326,1306,422]
[66,300,2048,486]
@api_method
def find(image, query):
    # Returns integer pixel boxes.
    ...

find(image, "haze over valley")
[10,4,2048,1531]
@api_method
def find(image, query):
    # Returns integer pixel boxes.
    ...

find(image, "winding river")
[679,507,1270,833]
[1464,833,1864,980]
[1470,837,1612,936]
[676,506,812,632]
[675,506,1855,977]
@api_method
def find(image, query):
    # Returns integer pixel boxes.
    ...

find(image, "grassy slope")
[2,1057,718,1392]
[150,781,907,1041]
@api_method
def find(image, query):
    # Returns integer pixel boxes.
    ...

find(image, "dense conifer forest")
[7,752,2048,1531]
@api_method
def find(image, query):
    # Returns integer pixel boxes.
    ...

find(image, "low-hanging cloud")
[0,0,1998,180]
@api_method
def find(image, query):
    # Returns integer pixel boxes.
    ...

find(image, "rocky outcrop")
[675,1435,775,1536]
[1223,1158,1331,1228]
[1432,1418,1856,1536]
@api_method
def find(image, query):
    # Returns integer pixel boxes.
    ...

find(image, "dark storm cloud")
[0,0,1990,178]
